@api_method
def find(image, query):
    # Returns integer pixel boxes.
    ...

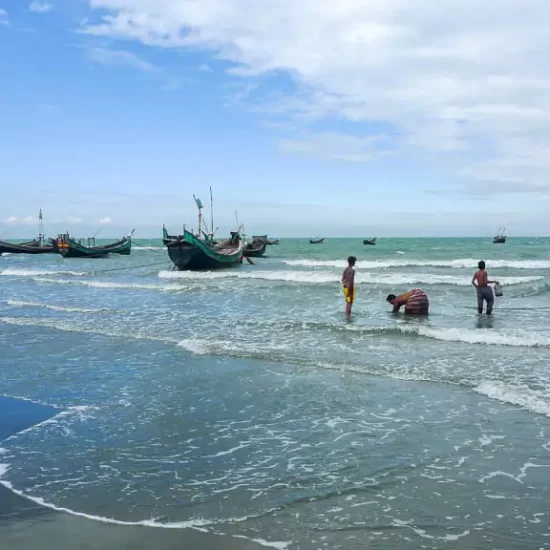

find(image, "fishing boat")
[163,189,244,270]
[56,230,134,258]
[0,210,56,255]
[310,237,325,244]
[267,238,279,245]
[493,228,506,244]
[244,237,267,258]
[363,238,376,246]
[253,234,279,246]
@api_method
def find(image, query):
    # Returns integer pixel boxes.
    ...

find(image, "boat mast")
[210,186,214,237]
[38,209,44,247]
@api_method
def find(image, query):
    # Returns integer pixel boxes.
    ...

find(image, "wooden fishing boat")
[267,238,279,245]
[310,237,325,244]
[56,231,134,258]
[163,227,243,270]
[363,238,376,246]
[163,189,243,270]
[493,228,506,243]
[244,238,267,258]
[0,238,56,255]
[0,210,56,255]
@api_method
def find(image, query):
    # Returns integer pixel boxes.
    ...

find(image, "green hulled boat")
[163,189,244,270]
[163,226,243,270]
[56,230,134,258]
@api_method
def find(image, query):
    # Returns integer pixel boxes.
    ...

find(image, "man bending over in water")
[472,260,499,314]
[342,256,356,318]
[386,289,429,315]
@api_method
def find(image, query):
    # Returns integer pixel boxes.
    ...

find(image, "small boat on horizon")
[55,230,134,258]
[310,237,325,244]
[0,210,56,255]
[493,228,506,244]
[363,238,376,246]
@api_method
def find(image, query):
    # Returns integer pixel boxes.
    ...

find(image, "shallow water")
[1,237,550,548]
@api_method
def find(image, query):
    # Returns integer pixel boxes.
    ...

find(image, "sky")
[1,0,549,238]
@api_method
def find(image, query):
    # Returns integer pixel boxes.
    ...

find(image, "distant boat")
[244,237,267,258]
[162,189,244,270]
[363,238,376,246]
[56,231,134,258]
[0,210,56,255]
[310,237,325,244]
[493,228,506,244]
[253,235,279,245]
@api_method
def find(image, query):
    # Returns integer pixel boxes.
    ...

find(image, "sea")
[1,237,550,549]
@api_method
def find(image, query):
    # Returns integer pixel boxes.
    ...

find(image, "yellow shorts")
[343,287,356,304]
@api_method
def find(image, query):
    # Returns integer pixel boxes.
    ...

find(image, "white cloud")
[67,216,82,224]
[83,0,550,195]
[198,63,212,72]
[0,7,9,25]
[29,1,52,13]
[98,216,112,224]
[88,47,159,72]
[4,216,36,225]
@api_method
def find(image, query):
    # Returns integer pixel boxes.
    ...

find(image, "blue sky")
[1,0,549,238]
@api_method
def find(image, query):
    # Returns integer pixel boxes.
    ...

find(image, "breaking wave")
[283,259,550,270]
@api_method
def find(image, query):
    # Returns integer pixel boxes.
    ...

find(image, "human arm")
[471,273,477,287]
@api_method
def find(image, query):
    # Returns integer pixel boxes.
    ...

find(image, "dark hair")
[347,256,357,265]
[478,260,486,269]
[386,294,396,302]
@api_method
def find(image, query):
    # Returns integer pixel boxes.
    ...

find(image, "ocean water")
[1,237,550,549]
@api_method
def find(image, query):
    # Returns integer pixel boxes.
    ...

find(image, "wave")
[35,278,183,292]
[474,381,550,417]
[133,246,163,251]
[0,317,179,344]
[159,270,543,287]
[6,300,111,314]
[0,465,289,549]
[283,259,550,270]
[0,269,85,277]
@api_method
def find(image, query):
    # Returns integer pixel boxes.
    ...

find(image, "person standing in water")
[472,260,499,314]
[342,256,357,318]
[386,289,429,315]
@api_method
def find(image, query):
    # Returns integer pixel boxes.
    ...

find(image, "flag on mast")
[193,195,203,210]
[39,209,43,220]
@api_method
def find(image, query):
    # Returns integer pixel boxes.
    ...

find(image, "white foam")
[133,246,162,251]
[0,464,8,477]
[0,269,85,277]
[398,325,550,348]
[234,536,292,549]
[0,317,179,345]
[159,270,542,286]
[283,258,550,270]
[474,381,550,417]
[36,278,180,292]
[3,406,98,442]
[7,300,110,314]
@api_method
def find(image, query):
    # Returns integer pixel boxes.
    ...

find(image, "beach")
[1,237,550,548]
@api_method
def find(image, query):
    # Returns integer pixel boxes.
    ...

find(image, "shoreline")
[0,396,267,550]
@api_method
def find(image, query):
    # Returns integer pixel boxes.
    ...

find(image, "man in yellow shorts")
[342,256,357,318]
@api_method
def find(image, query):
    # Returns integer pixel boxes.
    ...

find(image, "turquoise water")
[1,237,550,548]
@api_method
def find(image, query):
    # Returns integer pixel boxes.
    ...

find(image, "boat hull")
[56,235,132,258]
[164,228,243,271]
[244,240,267,258]
[493,237,506,244]
[0,239,55,254]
